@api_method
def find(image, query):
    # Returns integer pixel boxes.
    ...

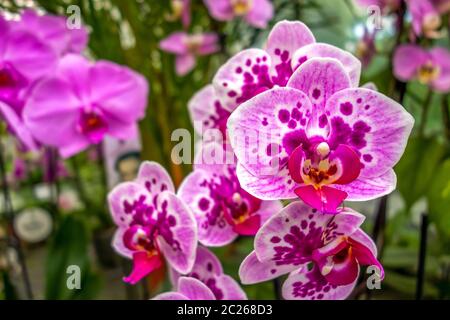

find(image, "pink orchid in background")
[213,20,361,112]
[170,246,247,300]
[406,0,450,39]
[167,0,191,29]
[108,161,197,285]
[0,15,57,151]
[178,143,282,246]
[204,0,274,29]
[239,202,384,300]
[160,32,220,76]
[228,57,414,213]
[23,54,148,158]
[153,277,216,300]
[394,44,450,92]
[355,0,402,13]
[12,9,88,55]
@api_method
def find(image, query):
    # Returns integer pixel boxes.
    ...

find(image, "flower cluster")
[0,10,148,158]
[108,20,414,300]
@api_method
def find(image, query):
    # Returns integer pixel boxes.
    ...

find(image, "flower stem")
[0,137,33,299]
[441,94,450,142]
[272,278,282,300]
[419,89,433,136]
[415,213,429,300]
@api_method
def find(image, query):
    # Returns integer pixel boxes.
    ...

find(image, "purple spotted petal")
[155,191,197,274]
[213,49,272,111]
[334,169,396,201]
[291,43,361,87]
[265,21,315,86]
[244,0,273,29]
[108,182,151,227]
[178,277,216,300]
[228,87,313,177]
[236,163,297,200]
[216,275,248,300]
[324,88,414,179]
[178,170,237,246]
[188,86,231,137]
[282,266,357,300]
[239,251,303,284]
[112,228,133,258]
[287,58,351,111]
[393,45,428,81]
[136,161,175,197]
[254,202,364,264]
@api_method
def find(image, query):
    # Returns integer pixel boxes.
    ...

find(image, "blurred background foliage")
[0,0,449,300]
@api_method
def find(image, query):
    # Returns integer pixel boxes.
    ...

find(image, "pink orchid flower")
[203,0,274,29]
[239,202,384,300]
[227,57,414,213]
[406,0,450,39]
[394,44,450,93]
[160,32,220,76]
[23,54,148,158]
[188,21,361,141]
[13,9,88,56]
[170,246,247,300]
[178,143,282,246]
[153,277,216,300]
[355,0,401,13]
[167,0,191,29]
[108,161,198,285]
[0,15,57,150]
[213,20,361,112]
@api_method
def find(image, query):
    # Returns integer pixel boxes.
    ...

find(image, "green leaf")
[395,136,445,209]
[427,159,450,240]
[45,215,101,299]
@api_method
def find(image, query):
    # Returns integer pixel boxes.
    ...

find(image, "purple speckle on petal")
[278,109,290,123]
[363,154,373,162]
[312,88,321,99]
[340,102,353,115]
[199,198,210,211]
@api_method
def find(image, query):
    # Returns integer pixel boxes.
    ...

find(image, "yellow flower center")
[231,0,252,16]
[417,61,440,84]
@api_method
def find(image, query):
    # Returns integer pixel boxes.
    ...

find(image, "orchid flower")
[213,20,361,112]
[203,0,274,29]
[23,54,148,158]
[0,15,57,150]
[406,0,450,39]
[227,57,414,213]
[394,44,450,93]
[108,161,197,285]
[153,277,216,300]
[13,9,88,55]
[160,32,220,76]
[178,143,282,246]
[239,202,384,300]
[355,0,401,14]
[170,246,247,300]
[188,21,361,141]
[166,0,191,29]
